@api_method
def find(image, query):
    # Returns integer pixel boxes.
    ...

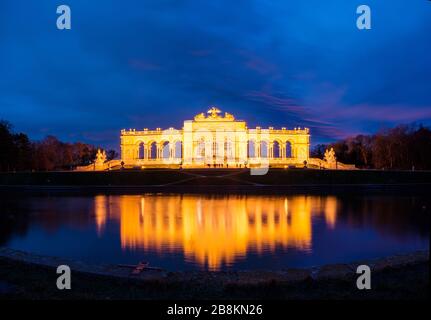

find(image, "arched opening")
[285,141,292,158]
[197,137,205,159]
[174,141,182,159]
[273,141,281,158]
[138,142,145,159]
[247,140,256,158]
[161,141,170,159]
[260,141,268,158]
[224,139,233,161]
[148,142,157,159]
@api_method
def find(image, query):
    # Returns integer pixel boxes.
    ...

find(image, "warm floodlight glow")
[93,195,340,270]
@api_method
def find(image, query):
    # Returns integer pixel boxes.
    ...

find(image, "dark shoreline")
[1,168,431,195]
[2,183,431,196]
[0,248,428,300]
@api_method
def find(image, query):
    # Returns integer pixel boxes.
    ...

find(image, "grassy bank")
[0,250,428,300]
[1,169,431,187]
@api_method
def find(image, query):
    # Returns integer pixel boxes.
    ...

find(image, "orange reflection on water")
[94,195,338,270]
[94,195,107,235]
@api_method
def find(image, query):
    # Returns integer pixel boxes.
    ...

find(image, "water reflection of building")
[94,195,338,270]
[94,195,108,235]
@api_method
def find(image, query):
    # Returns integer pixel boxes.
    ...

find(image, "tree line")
[0,120,118,172]
[2,119,430,172]
[311,124,431,170]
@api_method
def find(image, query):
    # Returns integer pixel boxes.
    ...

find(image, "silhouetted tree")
[13,133,33,170]
[310,144,327,159]
[0,119,119,172]
[0,121,13,171]
[106,149,119,161]
[312,124,431,170]
[0,121,33,171]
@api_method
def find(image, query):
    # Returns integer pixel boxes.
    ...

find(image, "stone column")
[281,145,286,158]
[183,120,193,165]
[255,141,260,159]
[290,144,295,159]
[157,143,162,159]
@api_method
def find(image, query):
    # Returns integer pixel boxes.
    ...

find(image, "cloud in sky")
[0,0,430,149]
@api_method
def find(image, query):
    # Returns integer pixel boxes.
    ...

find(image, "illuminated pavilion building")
[119,107,311,168]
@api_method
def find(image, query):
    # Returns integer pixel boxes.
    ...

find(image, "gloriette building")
[120,107,311,168]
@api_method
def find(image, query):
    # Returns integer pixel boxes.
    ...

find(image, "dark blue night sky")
[1,0,430,150]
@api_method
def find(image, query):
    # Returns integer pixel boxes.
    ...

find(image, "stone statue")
[324,147,337,169]
[194,112,206,121]
[224,112,235,121]
[95,149,107,165]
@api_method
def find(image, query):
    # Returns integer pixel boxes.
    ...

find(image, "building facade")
[120,107,311,168]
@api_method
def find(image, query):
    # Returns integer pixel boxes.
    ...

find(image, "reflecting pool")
[1,194,429,271]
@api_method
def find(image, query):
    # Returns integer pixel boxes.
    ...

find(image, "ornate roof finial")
[207,106,221,118]
[194,106,235,121]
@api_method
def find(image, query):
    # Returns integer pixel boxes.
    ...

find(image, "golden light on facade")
[76,107,355,171]
[120,107,311,168]
[93,195,341,270]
